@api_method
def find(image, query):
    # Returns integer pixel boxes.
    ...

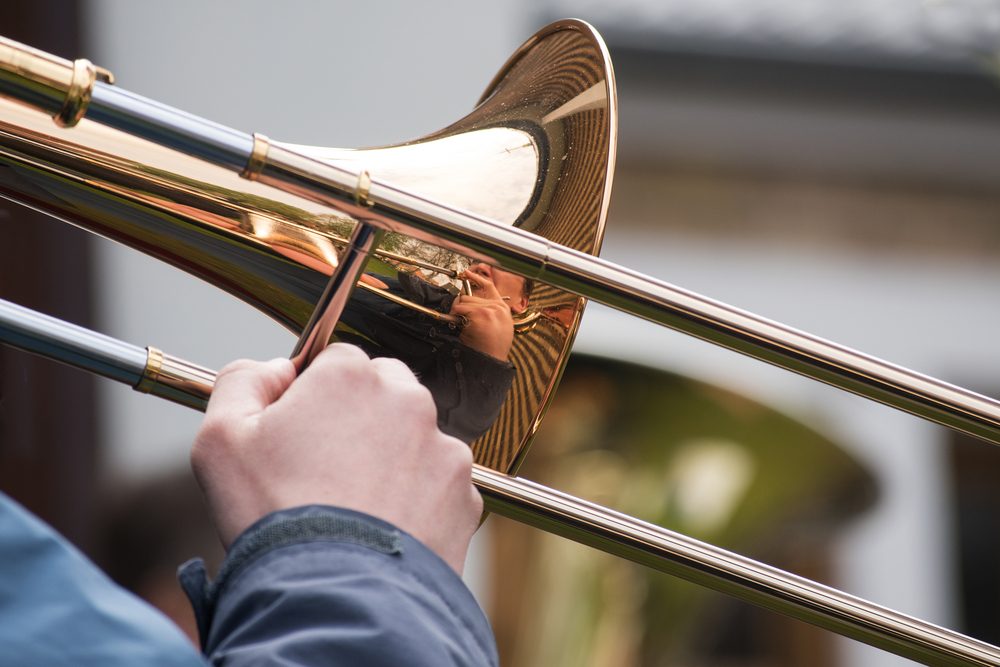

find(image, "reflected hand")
[358,273,388,290]
[452,266,515,361]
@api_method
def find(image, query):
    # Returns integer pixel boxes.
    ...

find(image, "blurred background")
[2,0,1000,665]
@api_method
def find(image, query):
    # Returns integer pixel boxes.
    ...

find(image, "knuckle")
[405,384,439,425]
[223,358,257,372]
[317,343,370,368]
[194,415,234,451]
[215,358,259,380]
[469,487,485,517]
[190,417,232,471]
[377,375,437,433]
[445,438,474,475]
[196,414,224,442]
[393,370,431,402]
[372,356,414,379]
[310,344,371,382]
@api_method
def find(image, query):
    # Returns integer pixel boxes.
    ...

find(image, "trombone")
[2,20,1000,666]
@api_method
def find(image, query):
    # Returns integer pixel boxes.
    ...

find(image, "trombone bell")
[0,20,618,473]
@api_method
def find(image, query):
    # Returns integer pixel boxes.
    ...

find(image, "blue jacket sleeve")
[0,492,206,667]
[180,505,498,667]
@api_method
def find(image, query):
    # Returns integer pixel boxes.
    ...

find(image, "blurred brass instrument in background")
[2,20,1000,666]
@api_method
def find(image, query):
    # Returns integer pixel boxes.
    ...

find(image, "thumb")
[208,357,297,421]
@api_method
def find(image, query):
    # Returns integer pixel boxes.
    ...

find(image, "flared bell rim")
[476,18,618,258]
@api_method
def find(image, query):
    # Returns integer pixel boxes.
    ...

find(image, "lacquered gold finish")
[153,352,215,406]
[240,132,270,181]
[4,294,999,666]
[0,37,111,128]
[132,345,213,408]
[94,65,115,85]
[135,345,165,394]
[0,37,69,82]
[354,169,373,207]
[355,281,463,325]
[55,58,97,128]
[0,19,616,474]
[290,223,382,372]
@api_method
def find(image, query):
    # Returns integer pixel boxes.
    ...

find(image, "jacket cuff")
[179,505,497,666]
[178,505,404,648]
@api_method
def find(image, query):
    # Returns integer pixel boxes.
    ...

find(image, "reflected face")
[467,263,529,314]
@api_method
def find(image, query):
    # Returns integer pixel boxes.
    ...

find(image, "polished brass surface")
[55,58,97,128]
[352,278,544,331]
[132,344,213,408]
[94,65,115,85]
[4,294,995,666]
[135,345,165,394]
[290,223,382,372]
[354,169,372,207]
[0,19,616,473]
[240,132,270,181]
[0,37,111,128]
[148,351,215,408]
[355,281,463,325]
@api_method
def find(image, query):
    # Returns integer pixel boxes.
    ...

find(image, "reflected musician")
[340,262,532,443]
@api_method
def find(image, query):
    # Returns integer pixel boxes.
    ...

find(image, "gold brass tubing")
[94,65,115,85]
[356,281,538,332]
[240,132,270,181]
[355,169,373,207]
[90,338,1000,664]
[320,234,460,278]
[55,59,97,128]
[473,465,1000,667]
[0,37,70,81]
[511,310,542,333]
[3,297,998,665]
[371,248,460,278]
[290,224,383,372]
[135,345,165,394]
[0,38,111,127]
[134,346,212,408]
[146,352,214,408]
[356,281,463,325]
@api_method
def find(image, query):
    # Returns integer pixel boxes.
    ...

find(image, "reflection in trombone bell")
[339,263,533,443]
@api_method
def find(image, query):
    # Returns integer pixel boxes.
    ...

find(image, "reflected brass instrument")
[2,21,1000,666]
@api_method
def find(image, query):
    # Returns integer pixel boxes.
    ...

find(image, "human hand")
[190,345,482,574]
[358,273,389,290]
[451,266,516,361]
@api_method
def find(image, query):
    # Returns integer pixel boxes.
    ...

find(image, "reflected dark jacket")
[339,273,515,443]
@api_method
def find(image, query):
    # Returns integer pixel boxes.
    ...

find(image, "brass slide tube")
[1,34,998,446]
[252,144,1000,447]
[0,297,997,666]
